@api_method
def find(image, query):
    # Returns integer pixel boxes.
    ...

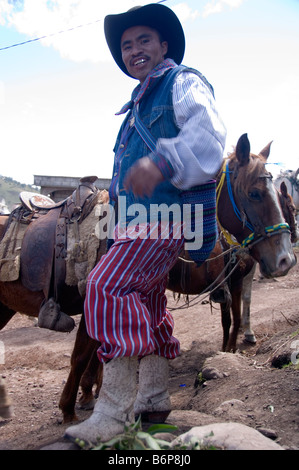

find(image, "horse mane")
[227,149,269,195]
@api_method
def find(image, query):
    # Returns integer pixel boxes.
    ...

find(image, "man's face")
[121,25,168,84]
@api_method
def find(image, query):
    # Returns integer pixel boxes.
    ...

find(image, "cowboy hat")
[104,4,185,77]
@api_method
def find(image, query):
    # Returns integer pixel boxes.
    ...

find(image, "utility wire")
[0,19,103,52]
[0,0,168,52]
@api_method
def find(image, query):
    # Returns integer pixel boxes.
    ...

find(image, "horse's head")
[217,133,296,278]
[278,181,299,244]
[274,168,299,210]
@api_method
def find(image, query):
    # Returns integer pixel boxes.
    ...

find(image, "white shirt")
[155,71,226,190]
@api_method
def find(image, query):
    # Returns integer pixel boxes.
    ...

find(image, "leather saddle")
[19,176,100,301]
[19,192,65,211]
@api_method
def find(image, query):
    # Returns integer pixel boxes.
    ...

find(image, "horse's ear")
[259,141,273,160]
[280,181,288,197]
[236,133,250,166]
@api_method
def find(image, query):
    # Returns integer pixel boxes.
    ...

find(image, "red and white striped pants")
[84,223,184,363]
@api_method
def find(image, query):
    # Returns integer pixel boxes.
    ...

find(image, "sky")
[0,0,299,186]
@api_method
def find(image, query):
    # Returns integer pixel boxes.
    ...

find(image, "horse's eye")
[248,190,262,201]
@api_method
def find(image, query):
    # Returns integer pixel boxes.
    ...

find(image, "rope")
[216,161,240,247]
[225,160,254,232]
[168,245,247,312]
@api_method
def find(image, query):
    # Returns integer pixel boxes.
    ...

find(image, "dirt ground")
[0,248,298,451]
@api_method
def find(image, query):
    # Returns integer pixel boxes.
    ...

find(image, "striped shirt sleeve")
[150,70,227,190]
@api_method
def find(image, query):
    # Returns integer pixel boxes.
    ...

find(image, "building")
[34,175,111,202]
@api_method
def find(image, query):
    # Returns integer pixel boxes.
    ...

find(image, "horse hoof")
[244,334,257,344]
[62,414,79,424]
[79,398,96,411]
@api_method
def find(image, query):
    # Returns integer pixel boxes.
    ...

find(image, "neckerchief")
[116,58,177,116]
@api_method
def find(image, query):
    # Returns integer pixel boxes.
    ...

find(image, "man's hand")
[123,157,164,198]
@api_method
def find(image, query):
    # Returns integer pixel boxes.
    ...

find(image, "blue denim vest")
[111,65,214,225]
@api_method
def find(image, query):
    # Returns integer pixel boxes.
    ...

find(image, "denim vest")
[111,65,214,225]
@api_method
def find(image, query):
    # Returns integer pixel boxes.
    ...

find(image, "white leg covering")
[64,356,137,446]
[134,355,171,423]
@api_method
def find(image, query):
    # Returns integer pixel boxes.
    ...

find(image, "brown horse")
[240,181,298,344]
[169,178,298,353]
[59,133,296,421]
[0,134,297,423]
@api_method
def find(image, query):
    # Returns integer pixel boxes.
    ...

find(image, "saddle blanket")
[0,219,27,282]
[65,193,107,296]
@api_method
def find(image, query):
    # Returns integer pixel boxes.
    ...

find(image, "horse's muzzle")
[260,250,297,279]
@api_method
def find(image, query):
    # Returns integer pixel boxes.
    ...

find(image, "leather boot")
[134,355,171,423]
[64,356,137,446]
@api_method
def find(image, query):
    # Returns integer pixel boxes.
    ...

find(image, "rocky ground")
[0,249,298,450]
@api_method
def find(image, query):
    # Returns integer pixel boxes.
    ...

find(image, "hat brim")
[104,4,185,78]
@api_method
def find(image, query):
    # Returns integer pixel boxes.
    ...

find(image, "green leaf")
[136,431,162,450]
[147,423,178,435]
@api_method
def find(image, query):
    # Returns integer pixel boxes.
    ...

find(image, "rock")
[213,398,246,417]
[202,366,226,380]
[201,352,251,377]
[171,422,284,450]
[213,399,247,419]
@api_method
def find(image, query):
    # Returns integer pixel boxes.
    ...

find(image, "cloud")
[202,0,245,18]
[172,3,200,23]
[1,0,245,62]
[1,0,150,62]
[0,0,13,25]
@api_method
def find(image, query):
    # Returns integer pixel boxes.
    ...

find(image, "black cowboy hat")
[104,3,185,77]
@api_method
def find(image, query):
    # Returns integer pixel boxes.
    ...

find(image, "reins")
[168,248,244,311]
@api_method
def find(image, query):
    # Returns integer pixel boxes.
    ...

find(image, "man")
[65,3,226,445]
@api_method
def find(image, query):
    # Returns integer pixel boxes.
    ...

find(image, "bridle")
[216,160,290,249]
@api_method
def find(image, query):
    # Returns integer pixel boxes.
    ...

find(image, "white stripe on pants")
[84,222,184,363]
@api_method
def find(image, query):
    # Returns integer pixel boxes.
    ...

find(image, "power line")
[0,0,169,53]
[0,18,103,52]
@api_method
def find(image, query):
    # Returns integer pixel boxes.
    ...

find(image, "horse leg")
[221,301,231,352]
[241,263,257,344]
[59,314,100,423]
[78,347,103,411]
[226,285,242,353]
[0,304,18,419]
[0,376,13,419]
[0,302,16,330]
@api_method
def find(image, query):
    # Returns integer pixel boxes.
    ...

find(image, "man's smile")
[131,57,148,67]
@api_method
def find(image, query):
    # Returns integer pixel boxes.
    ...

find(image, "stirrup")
[38,298,75,332]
